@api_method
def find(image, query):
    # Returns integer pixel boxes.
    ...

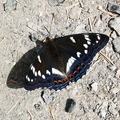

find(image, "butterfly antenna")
[43,13,55,38]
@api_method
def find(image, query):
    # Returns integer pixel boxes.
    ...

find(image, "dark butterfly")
[25,33,109,90]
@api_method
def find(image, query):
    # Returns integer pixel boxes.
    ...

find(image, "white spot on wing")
[46,70,51,75]
[52,68,63,76]
[42,75,45,79]
[97,34,100,40]
[77,52,81,57]
[26,75,28,79]
[84,34,91,41]
[83,44,88,49]
[84,34,89,38]
[70,37,76,43]
[31,79,33,82]
[84,50,88,54]
[66,56,76,73]
[37,55,41,63]
[96,40,99,43]
[30,65,33,70]
[87,41,91,45]
[34,71,37,76]
[85,37,91,41]
[38,70,41,76]
[26,75,30,81]
[32,66,35,74]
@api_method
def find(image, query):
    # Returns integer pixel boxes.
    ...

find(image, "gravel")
[109,17,120,35]
[107,2,120,14]
[112,37,120,54]
[65,98,76,113]
[3,0,17,11]
[0,0,120,120]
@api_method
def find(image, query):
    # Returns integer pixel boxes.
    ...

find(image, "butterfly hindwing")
[54,33,109,79]
[25,33,109,90]
[25,43,68,90]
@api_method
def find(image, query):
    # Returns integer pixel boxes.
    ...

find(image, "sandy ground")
[0,0,120,120]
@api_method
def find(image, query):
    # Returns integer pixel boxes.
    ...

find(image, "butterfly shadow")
[7,47,39,89]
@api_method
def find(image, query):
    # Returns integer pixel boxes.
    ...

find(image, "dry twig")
[98,6,117,17]
[49,104,55,120]
[66,3,80,9]
[100,51,114,65]
[88,17,93,32]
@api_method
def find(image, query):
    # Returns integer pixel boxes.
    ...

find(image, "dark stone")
[65,98,76,113]
[34,103,43,111]
[107,2,120,14]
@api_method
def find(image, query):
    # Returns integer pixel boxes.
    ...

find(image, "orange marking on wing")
[77,66,81,70]
[68,74,72,77]
[62,78,67,83]
[54,78,68,84]
[54,80,58,83]
[58,79,63,83]
[73,70,77,75]
[81,63,84,66]
[68,74,73,80]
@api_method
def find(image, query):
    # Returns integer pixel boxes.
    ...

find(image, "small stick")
[7,101,19,114]
[79,0,84,8]
[66,3,80,9]
[49,104,55,120]
[27,110,33,120]
[88,17,93,32]
[98,6,117,17]
[0,37,4,43]
[92,16,98,27]
[100,51,114,65]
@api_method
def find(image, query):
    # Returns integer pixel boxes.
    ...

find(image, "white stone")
[91,82,98,92]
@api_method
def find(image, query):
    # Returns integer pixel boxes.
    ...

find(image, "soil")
[0,0,120,120]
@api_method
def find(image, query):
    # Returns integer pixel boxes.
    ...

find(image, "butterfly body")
[25,33,109,90]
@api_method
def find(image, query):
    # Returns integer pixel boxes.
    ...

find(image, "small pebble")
[100,109,107,118]
[48,0,65,6]
[0,109,3,116]
[100,13,109,21]
[99,101,108,118]
[91,82,98,92]
[69,6,81,20]
[112,37,120,54]
[65,99,76,113]
[110,31,117,39]
[88,82,98,92]
[116,69,120,78]
[29,33,39,42]
[57,0,65,3]
[41,91,53,104]
[111,87,120,94]
[107,2,120,14]
[34,102,43,111]
[3,0,17,11]
[75,24,86,33]
[109,17,120,36]
[109,102,118,115]
[94,18,102,28]
[85,25,91,32]
[107,65,117,71]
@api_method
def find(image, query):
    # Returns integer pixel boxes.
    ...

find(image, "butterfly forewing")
[25,33,109,90]
[25,43,68,90]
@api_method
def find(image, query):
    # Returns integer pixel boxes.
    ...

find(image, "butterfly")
[24,33,109,90]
